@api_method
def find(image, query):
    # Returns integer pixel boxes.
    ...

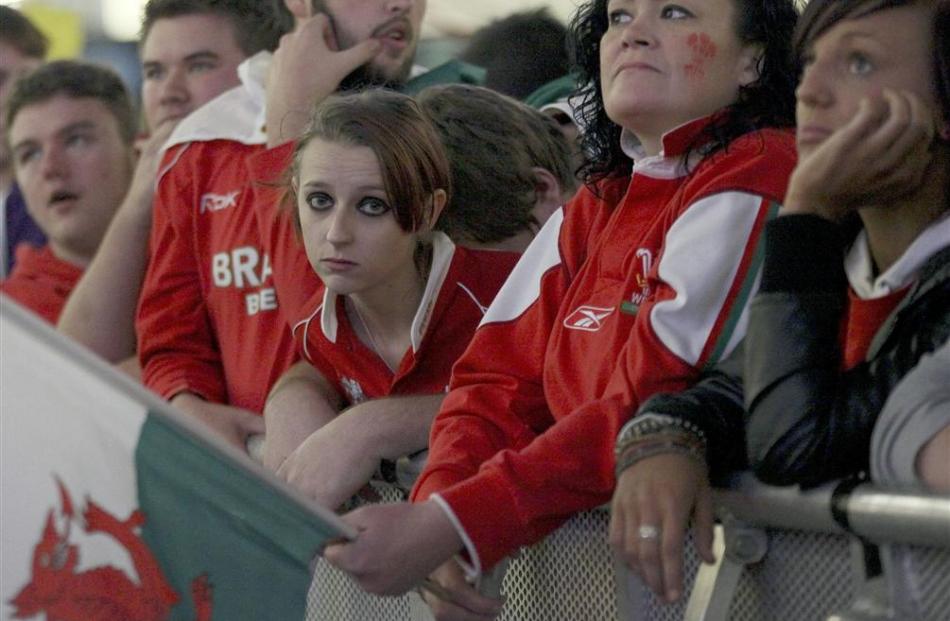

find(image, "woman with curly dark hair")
[323,0,799,616]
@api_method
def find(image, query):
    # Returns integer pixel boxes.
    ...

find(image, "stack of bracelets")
[614,413,708,478]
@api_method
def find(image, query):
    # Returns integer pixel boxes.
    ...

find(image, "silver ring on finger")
[637,524,661,541]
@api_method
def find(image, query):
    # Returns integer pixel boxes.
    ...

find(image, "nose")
[796,59,833,109]
[384,0,412,14]
[325,208,353,245]
[158,65,189,107]
[40,144,68,180]
[620,12,657,49]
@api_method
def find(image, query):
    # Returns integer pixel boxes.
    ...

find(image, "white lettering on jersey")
[210,248,273,291]
[200,191,239,214]
[231,247,260,288]
[563,306,615,332]
[246,288,278,315]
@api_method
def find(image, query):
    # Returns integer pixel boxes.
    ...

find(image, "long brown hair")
[286,89,452,234]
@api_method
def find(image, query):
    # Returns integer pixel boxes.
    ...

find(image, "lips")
[373,17,411,48]
[48,190,79,210]
[797,124,833,146]
[321,258,358,272]
[616,62,661,77]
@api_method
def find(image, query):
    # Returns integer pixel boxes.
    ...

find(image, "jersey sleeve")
[137,145,227,403]
[628,189,780,399]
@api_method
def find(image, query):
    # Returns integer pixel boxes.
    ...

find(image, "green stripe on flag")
[136,415,336,621]
[704,200,780,369]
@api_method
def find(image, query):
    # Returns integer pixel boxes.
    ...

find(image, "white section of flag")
[1,298,147,615]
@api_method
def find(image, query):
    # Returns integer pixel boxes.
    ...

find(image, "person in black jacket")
[610,0,950,603]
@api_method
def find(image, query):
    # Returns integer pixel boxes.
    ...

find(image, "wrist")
[423,497,467,557]
[615,413,707,477]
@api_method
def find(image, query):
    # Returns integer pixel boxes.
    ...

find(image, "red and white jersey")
[412,117,797,570]
[293,233,519,403]
[137,52,297,413]
[0,245,82,324]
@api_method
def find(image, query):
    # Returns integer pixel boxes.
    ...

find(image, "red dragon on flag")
[9,478,213,621]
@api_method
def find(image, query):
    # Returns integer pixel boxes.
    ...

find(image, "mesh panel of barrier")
[498,509,619,621]
[728,530,856,621]
[306,483,418,621]
[305,486,947,621]
[888,545,950,621]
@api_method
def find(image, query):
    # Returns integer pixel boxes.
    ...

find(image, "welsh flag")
[1,297,350,620]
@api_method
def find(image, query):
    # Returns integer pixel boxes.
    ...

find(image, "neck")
[636,134,662,158]
[859,154,949,275]
[346,254,426,368]
[49,241,91,269]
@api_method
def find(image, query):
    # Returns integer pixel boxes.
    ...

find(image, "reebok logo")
[200,191,239,214]
[564,306,615,332]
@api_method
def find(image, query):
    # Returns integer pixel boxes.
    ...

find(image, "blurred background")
[1,0,583,106]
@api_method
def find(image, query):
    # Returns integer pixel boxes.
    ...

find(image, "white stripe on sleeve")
[650,191,765,366]
[481,208,564,326]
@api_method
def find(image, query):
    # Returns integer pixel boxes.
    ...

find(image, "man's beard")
[329,10,416,93]
[338,56,414,93]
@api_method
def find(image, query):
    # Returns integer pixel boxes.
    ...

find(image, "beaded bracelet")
[617,430,704,456]
[614,439,706,478]
[615,412,707,457]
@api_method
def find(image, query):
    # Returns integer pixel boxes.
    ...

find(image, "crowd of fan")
[1,0,947,618]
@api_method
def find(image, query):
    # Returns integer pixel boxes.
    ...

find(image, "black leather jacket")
[635,215,950,488]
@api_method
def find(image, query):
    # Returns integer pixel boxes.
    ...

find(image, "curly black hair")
[569,0,798,187]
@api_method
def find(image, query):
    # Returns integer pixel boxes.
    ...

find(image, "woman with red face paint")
[322,0,798,617]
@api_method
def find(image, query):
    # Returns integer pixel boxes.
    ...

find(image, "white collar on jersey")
[846,211,950,300]
[162,51,271,151]
[320,231,456,353]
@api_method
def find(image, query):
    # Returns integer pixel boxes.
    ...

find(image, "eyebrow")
[835,30,887,45]
[300,181,387,193]
[142,50,221,68]
[11,120,97,153]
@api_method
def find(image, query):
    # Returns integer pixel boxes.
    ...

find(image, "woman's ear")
[427,189,448,230]
[737,44,764,88]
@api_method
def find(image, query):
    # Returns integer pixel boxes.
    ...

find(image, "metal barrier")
[305,475,950,621]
